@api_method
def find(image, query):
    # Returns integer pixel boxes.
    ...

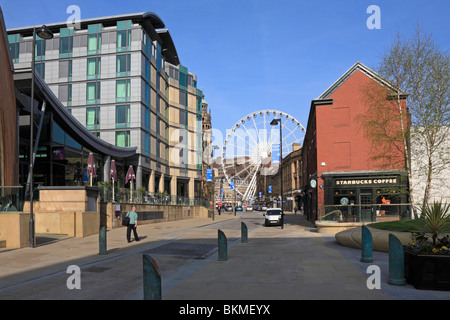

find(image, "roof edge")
[317,62,408,100]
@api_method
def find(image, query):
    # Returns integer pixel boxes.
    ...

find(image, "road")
[0,211,264,300]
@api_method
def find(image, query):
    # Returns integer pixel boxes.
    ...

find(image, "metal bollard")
[218,229,228,261]
[361,225,373,263]
[99,225,107,255]
[143,254,162,300]
[388,233,406,285]
[241,222,248,243]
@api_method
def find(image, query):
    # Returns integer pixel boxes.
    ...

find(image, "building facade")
[7,12,204,199]
[302,62,410,222]
[0,8,17,188]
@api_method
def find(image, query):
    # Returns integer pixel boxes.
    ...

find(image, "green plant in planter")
[405,201,450,254]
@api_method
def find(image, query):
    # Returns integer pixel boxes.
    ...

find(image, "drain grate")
[143,242,216,259]
[84,266,111,273]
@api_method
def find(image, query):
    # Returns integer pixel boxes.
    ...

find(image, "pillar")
[159,173,165,193]
[103,156,111,183]
[148,170,155,194]
[136,165,143,189]
[171,177,177,205]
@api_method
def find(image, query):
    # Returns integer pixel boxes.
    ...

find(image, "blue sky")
[1,0,449,149]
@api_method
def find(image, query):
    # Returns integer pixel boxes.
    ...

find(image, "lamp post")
[270,118,283,229]
[29,25,53,248]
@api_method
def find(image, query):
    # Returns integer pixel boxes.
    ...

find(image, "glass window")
[116,54,131,76]
[35,37,46,59]
[58,84,72,106]
[87,57,101,79]
[59,60,72,79]
[179,109,187,126]
[86,107,100,130]
[179,71,187,87]
[144,108,150,131]
[144,59,151,82]
[59,28,73,57]
[8,34,20,63]
[116,79,130,102]
[179,91,187,106]
[86,82,100,104]
[116,105,130,128]
[145,133,150,156]
[87,24,102,55]
[35,63,45,79]
[115,131,130,147]
[116,21,132,52]
[143,83,150,106]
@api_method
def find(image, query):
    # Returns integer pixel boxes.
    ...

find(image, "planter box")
[404,249,450,290]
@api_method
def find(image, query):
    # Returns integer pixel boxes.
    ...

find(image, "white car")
[264,208,283,226]
[246,206,253,211]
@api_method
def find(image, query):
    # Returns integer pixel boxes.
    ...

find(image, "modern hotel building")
[7,12,204,199]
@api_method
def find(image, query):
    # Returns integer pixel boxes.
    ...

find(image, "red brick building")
[302,62,409,222]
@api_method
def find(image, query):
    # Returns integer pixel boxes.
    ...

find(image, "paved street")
[1,211,450,302]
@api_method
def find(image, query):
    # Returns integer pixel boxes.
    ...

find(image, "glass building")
[7,12,205,199]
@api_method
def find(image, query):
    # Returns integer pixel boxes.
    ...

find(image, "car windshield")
[266,210,282,215]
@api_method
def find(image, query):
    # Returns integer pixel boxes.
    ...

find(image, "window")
[35,63,45,79]
[116,54,131,77]
[86,107,100,130]
[35,36,46,60]
[144,59,151,82]
[58,84,72,106]
[179,69,187,87]
[8,34,20,63]
[86,82,101,104]
[143,82,151,106]
[115,131,130,147]
[179,91,187,106]
[144,108,150,131]
[117,20,131,52]
[59,60,72,79]
[116,105,130,128]
[59,28,73,58]
[179,109,187,126]
[116,79,130,102]
[87,24,102,55]
[87,57,101,79]
[144,133,150,156]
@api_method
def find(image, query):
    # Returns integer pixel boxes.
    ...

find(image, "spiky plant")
[419,201,450,246]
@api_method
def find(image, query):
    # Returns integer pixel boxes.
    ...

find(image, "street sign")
[268,185,272,193]
[230,181,234,191]
[206,168,212,182]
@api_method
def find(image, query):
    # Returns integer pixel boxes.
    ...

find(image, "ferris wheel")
[221,110,306,202]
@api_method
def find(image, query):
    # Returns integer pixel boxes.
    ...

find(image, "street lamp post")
[29,25,53,248]
[270,118,283,229]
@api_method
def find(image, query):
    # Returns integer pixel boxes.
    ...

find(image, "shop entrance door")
[359,192,373,222]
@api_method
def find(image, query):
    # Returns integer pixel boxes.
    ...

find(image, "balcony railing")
[318,203,412,223]
[99,186,209,208]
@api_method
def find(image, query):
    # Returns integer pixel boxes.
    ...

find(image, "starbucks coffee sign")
[335,177,398,186]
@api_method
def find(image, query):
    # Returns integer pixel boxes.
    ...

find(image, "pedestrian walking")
[126,206,140,243]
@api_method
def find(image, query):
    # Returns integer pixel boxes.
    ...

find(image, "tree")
[361,24,449,218]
